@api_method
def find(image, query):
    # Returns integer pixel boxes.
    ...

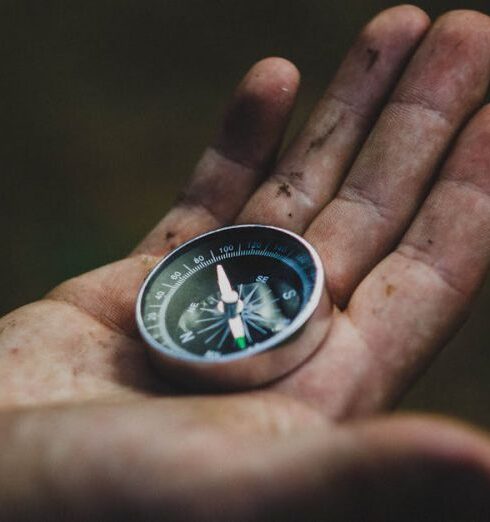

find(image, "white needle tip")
[216,264,238,303]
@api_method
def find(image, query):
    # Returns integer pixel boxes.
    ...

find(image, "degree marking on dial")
[260,244,271,255]
[160,247,305,293]
[146,324,160,330]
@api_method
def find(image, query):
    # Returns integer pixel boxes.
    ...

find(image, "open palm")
[2,7,490,521]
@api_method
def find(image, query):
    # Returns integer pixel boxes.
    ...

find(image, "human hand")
[1,6,490,520]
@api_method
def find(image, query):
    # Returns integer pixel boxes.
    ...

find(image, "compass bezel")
[136,224,330,390]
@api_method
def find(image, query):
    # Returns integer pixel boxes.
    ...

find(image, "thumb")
[319,415,490,522]
[1,400,490,521]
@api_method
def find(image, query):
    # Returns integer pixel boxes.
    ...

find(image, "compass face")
[137,225,323,362]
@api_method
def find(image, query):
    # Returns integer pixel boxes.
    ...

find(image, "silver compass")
[136,224,330,390]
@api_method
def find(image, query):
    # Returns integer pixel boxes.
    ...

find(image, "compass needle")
[216,264,238,304]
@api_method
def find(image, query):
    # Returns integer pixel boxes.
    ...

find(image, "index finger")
[47,59,300,336]
[134,57,300,257]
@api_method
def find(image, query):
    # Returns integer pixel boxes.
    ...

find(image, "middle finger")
[238,6,430,231]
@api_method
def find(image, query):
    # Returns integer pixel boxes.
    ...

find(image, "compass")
[136,224,330,390]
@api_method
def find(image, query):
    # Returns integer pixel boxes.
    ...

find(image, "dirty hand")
[1,6,490,521]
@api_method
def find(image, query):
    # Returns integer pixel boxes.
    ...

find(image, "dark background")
[2,1,489,427]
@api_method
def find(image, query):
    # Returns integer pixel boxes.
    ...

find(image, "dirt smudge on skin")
[0,319,17,336]
[307,115,345,153]
[140,256,156,272]
[453,39,464,51]
[385,284,395,297]
[97,339,110,350]
[163,231,179,252]
[307,125,337,152]
[276,182,292,197]
[366,48,380,71]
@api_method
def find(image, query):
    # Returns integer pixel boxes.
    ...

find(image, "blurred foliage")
[1,0,489,426]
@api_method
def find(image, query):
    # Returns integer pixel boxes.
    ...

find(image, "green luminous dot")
[235,337,247,350]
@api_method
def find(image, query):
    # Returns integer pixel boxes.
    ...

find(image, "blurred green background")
[2,1,489,426]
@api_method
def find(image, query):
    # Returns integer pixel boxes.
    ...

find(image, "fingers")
[339,415,490,522]
[48,59,299,336]
[307,10,490,306]
[0,395,328,521]
[3,400,490,521]
[133,57,299,257]
[273,103,490,419]
[238,6,430,232]
[342,104,490,413]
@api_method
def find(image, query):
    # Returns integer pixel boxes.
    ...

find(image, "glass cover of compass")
[136,224,326,386]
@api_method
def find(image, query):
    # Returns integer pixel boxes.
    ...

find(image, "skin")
[1,5,490,520]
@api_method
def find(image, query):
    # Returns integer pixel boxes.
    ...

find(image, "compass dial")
[137,225,324,365]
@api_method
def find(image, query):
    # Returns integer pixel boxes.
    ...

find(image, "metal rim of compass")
[135,224,331,390]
